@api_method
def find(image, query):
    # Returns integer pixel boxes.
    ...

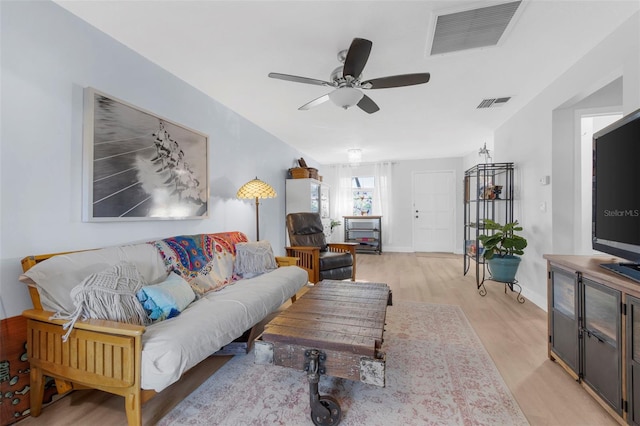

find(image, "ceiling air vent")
[429,1,522,56]
[477,97,511,109]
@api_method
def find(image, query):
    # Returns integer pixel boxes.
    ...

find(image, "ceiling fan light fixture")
[329,87,364,109]
[270,37,430,114]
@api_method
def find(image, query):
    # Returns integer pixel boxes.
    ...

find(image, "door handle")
[586,329,606,343]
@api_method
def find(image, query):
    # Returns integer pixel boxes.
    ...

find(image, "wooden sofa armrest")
[275,256,302,304]
[275,256,299,267]
[24,308,148,425]
[23,309,146,337]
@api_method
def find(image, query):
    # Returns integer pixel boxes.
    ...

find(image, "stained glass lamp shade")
[236,177,277,240]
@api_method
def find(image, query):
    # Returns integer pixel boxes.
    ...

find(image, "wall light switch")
[539,201,547,212]
[539,176,550,185]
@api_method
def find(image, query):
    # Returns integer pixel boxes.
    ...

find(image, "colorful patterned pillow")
[189,258,235,295]
[151,232,249,296]
[152,235,209,278]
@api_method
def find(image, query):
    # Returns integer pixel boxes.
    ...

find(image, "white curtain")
[327,162,393,245]
[373,162,393,245]
[326,164,353,242]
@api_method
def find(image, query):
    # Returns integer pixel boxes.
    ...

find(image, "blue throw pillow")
[137,272,196,321]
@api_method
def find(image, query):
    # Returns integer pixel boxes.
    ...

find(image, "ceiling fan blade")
[357,94,380,114]
[268,72,332,87]
[362,73,431,89]
[299,93,331,110]
[343,38,372,79]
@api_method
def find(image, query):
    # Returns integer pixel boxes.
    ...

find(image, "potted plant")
[477,219,527,283]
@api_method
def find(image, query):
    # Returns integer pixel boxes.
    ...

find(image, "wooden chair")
[285,212,357,283]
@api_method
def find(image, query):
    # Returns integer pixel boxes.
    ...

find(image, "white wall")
[575,83,623,254]
[324,157,464,253]
[494,11,640,309]
[3,4,638,319]
[0,1,318,319]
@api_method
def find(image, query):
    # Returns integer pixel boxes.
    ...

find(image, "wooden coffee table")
[255,280,390,425]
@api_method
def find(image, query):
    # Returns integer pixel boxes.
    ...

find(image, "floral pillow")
[152,233,253,296]
[189,257,235,295]
[153,234,238,283]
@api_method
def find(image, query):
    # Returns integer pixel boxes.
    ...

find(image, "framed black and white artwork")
[83,88,209,221]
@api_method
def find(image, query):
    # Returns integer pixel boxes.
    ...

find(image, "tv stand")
[544,254,640,424]
[601,262,640,283]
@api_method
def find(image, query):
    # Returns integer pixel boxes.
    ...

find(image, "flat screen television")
[592,107,640,282]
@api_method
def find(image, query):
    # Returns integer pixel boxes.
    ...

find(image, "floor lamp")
[236,177,277,241]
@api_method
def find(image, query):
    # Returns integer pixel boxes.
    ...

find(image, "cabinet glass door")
[628,296,640,425]
[310,182,319,213]
[550,267,579,373]
[582,278,621,414]
[320,184,329,219]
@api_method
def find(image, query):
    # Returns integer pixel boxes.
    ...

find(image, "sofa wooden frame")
[285,243,357,284]
[20,252,299,426]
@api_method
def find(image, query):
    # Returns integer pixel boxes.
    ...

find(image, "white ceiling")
[55,0,639,165]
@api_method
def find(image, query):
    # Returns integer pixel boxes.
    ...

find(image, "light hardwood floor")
[18,253,616,425]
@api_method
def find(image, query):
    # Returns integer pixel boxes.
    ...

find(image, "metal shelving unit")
[343,216,382,254]
[463,163,515,296]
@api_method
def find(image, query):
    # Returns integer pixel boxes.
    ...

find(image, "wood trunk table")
[255,280,390,426]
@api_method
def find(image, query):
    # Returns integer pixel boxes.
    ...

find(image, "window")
[352,176,374,215]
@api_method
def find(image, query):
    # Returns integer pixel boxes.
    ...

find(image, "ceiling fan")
[268,38,431,114]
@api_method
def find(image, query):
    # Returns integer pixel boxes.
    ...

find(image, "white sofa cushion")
[140,265,308,391]
[19,243,168,313]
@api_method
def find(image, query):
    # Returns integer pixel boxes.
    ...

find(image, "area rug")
[159,301,529,425]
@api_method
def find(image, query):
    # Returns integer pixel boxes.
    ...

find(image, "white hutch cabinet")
[285,178,331,239]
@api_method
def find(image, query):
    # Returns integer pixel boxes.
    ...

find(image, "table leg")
[306,349,341,426]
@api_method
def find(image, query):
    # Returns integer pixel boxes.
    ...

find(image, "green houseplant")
[477,219,527,283]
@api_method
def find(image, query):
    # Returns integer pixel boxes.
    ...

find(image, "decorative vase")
[487,255,521,283]
[493,185,503,199]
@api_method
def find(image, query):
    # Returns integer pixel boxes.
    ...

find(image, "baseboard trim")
[379,246,464,254]
[380,246,414,253]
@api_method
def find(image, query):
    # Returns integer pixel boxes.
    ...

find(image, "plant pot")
[487,255,521,283]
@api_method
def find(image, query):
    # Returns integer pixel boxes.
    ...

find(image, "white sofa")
[19,232,307,425]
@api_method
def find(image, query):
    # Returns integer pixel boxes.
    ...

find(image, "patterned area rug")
[159,301,529,425]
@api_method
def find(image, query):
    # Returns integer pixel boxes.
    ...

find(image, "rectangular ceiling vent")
[477,97,511,109]
[429,1,522,56]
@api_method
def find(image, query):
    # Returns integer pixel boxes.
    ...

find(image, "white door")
[413,171,455,252]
